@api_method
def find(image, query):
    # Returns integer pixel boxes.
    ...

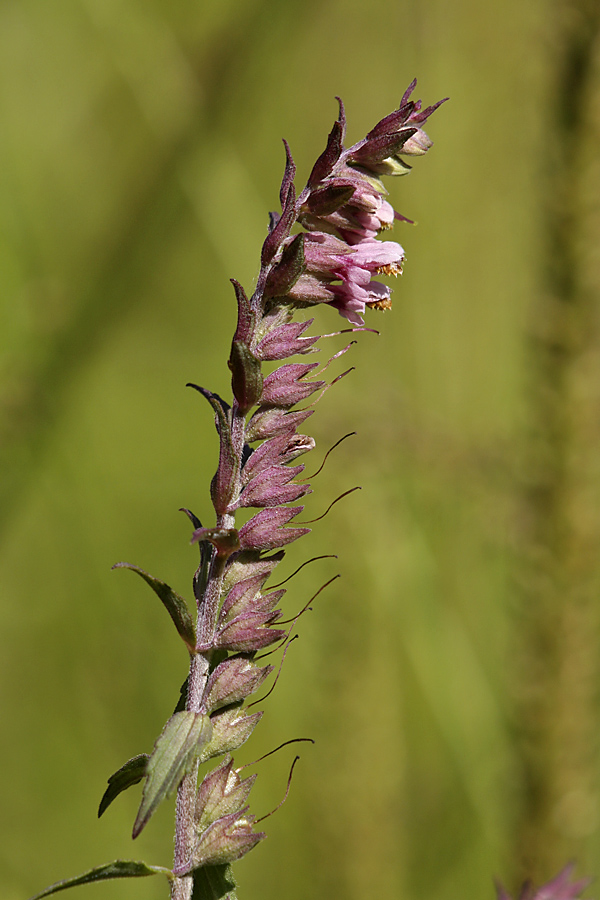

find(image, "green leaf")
[133,711,212,838]
[191,863,237,900]
[28,860,171,899]
[98,753,149,818]
[113,562,196,652]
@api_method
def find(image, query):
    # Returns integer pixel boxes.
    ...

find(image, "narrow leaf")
[191,863,237,900]
[28,860,171,899]
[113,562,196,652]
[98,754,149,818]
[133,712,212,838]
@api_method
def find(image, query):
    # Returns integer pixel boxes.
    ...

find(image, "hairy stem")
[171,403,247,897]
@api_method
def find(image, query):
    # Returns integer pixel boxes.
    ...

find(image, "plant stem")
[172,652,210,900]
[171,404,247,898]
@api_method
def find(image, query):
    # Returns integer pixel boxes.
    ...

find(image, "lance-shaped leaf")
[197,708,263,763]
[231,279,254,344]
[191,863,237,900]
[203,657,273,714]
[187,384,237,515]
[28,860,171,899]
[261,178,296,267]
[133,712,212,838]
[228,341,263,413]
[112,563,195,653]
[307,97,346,187]
[98,753,149,818]
[278,139,296,211]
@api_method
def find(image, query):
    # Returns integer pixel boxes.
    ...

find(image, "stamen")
[254,756,302,824]
[307,433,357,479]
[268,555,338,589]
[275,574,341,627]
[258,575,341,658]
[237,738,315,771]
[299,486,361,524]
[248,637,298,708]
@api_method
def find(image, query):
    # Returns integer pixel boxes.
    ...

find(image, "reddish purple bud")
[260,363,324,408]
[255,318,319,361]
[203,657,273,714]
[239,506,310,551]
[242,431,315,482]
[215,616,286,653]
[245,407,314,443]
[349,127,418,166]
[239,463,311,508]
[219,574,283,623]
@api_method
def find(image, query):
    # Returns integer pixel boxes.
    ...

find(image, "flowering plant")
[27,80,553,900]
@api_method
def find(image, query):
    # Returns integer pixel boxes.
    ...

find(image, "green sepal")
[27,860,172,899]
[112,562,196,653]
[197,707,263,764]
[133,711,212,838]
[98,754,149,818]
[191,863,237,900]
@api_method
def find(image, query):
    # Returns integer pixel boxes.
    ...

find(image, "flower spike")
[30,82,446,900]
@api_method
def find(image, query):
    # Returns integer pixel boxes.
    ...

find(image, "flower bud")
[245,407,314,442]
[239,506,309,551]
[197,708,264,764]
[178,808,264,871]
[203,657,273,714]
[195,757,256,831]
[260,363,324,408]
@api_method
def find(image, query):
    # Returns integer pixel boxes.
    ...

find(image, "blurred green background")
[1,0,598,898]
